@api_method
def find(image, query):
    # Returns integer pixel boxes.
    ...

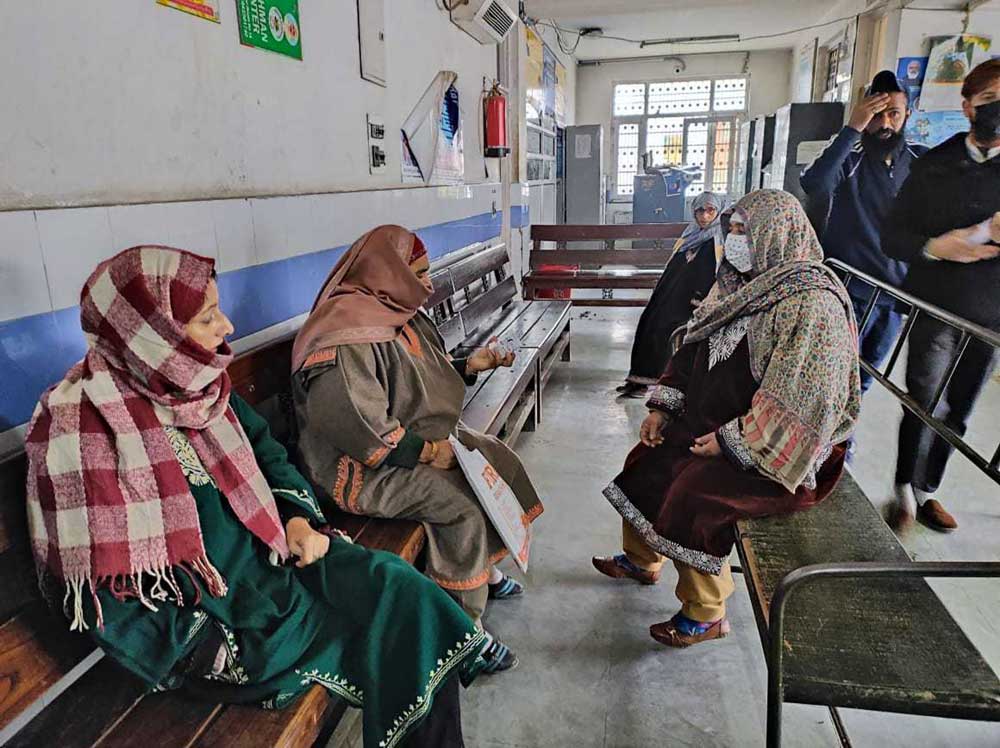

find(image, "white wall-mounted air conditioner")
[451,0,519,45]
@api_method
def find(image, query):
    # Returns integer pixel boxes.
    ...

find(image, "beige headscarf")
[292,225,430,372]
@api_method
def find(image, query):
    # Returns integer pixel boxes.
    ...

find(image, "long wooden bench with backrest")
[522,223,687,307]
[426,243,571,442]
[0,242,571,747]
[736,259,1000,747]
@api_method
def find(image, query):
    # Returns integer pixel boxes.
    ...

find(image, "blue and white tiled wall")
[0,183,529,454]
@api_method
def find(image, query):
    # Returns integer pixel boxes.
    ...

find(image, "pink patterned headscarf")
[25,246,288,630]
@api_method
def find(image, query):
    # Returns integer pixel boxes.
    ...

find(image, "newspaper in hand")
[449,437,531,573]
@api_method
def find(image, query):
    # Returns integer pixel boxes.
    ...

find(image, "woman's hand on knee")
[690,432,722,458]
[640,411,667,447]
[286,517,332,567]
[421,439,458,469]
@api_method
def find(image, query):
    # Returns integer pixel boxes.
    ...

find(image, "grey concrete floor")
[462,307,1000,748]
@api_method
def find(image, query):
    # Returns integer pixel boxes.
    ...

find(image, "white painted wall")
[1,2,561,448]
[0,1,500,209]
[897,8,1000,58]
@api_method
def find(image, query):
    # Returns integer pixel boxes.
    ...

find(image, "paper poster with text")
[236,0,302,60]
[896,56,927,110]
[905,110,969,148]
[920,35,991,111]
[159,0,220,22]
[401,74,464,186]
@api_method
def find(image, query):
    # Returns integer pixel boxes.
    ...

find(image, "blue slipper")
[488,575,524,600]
[476,634,519,675]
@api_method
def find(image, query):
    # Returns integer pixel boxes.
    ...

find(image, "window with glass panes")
[612,77,747,200]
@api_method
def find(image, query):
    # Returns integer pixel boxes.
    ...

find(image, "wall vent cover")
[452,0,518,45]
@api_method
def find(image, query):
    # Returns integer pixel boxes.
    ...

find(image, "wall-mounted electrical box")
[357,0,387,86]
[367,114,387,175]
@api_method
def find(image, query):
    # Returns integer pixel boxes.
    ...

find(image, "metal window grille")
[613,83,646,116]
[647,80,712,115]
[615,122,640,196]
[683,122,709,197]
[610,76,748,201]
[711,120,737,194]
[645,117,685,168]
[713,78,748,112]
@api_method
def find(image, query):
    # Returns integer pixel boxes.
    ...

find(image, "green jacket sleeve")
[231,394,326,525]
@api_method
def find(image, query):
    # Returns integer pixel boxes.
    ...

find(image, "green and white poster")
[236,0,302,60]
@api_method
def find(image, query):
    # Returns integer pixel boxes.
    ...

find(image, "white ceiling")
[522,1,840,58]
[523,0,999,59]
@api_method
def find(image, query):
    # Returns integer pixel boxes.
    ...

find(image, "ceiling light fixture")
[640,34,740,47]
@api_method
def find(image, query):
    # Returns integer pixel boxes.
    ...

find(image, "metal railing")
[829,258,1000,486]
[764,260,1000,747]
[767,562,1000,748]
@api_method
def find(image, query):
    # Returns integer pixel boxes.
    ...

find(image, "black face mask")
[972,99,1000,143]
[862,127,904,156]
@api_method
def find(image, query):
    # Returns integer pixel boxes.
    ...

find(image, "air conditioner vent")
[481,2,516,38]
[451,0,518,45]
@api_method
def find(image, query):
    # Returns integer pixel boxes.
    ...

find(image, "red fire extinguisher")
[483,81,510,158]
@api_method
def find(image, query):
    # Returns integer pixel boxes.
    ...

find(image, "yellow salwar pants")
[622,520,734,622]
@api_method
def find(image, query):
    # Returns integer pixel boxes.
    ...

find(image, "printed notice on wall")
[158,0,220,22]
[401,73,464,186]
[236,0,302,60]
[574,134,592,159]
[906,110,970,148]
[920,35,991,111]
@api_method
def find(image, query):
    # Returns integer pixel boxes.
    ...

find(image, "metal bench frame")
[758,259,1000,747]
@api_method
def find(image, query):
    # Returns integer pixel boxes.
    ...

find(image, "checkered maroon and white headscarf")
[25,246,289,630]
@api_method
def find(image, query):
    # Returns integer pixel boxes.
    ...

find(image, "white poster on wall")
[794,38,818,103]
[919,35,992,111]
[401,71,465,185]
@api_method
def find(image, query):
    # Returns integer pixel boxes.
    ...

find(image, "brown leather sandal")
[649,614,730,648]
[592,554,661,585]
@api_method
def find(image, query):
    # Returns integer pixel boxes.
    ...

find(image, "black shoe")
[617,383,648,399]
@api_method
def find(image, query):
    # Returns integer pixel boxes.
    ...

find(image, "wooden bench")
[426,243,571,442]
[1,242,570,747]
[736,259,1000,747]
[522,223,686,307]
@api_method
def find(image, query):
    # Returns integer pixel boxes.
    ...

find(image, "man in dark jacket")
[801,71,927,398]
[881,59,1000,533]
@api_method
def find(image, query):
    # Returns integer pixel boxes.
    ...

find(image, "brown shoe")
[885,485,917,533]
[592,554,661,585]
[917,499,958,532]
[649,615,730,648]
[885,500,915,533]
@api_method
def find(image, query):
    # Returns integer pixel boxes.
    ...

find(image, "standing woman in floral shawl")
[25,246,486,748]
[617,191,729,398]
[593,190,860,647]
